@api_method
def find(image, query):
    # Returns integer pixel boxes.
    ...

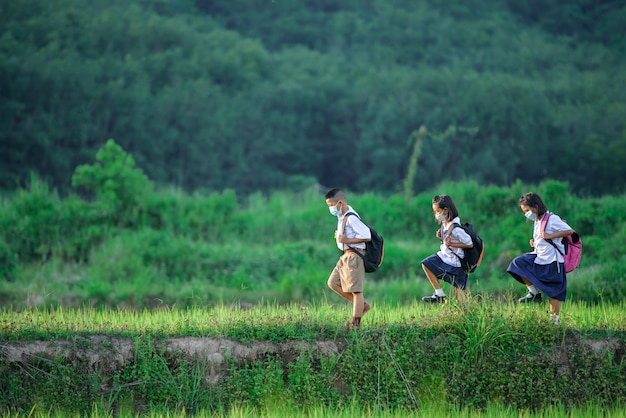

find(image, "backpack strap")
[541,212,564,256]
[446,222,464,263]
[341,212,364,255]
[341,212,358,234]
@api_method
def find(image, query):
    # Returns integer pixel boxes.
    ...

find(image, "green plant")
[72,139,153,227]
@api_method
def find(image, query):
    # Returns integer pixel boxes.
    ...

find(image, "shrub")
[72,139,153,227]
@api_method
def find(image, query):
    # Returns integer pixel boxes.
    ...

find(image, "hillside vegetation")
[1,0,625,195]
[2,2,626,416]
[1,141,626,309]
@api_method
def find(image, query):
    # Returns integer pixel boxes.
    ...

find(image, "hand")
[436,229,442,239]
[337,234,347,244]
[529,239,534,248]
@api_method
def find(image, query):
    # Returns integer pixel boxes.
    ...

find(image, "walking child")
[325,188,372,329]
[420,195,473,303]
[507,192,574,325]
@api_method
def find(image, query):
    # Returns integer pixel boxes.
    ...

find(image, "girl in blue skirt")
[421,195,473,303]
[507,192,574,325]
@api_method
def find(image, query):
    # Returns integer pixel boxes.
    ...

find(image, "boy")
[325,188,372,329]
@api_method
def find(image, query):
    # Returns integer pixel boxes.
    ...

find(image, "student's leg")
[328,276,370,310]
[515,275,542,303]
[549,298,560,315]
[328,258,370,316]
[328,278,352,302]
[352,292,364,317]
[328,259,351,300]
[421,264,446,302]
[421,264,441,290]
[548,298,561,324]
[345,292,365,329]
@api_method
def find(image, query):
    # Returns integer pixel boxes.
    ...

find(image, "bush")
[3,178,626,307]
[72,139,154,227]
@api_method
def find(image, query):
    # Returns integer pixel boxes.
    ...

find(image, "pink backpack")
[541,213,582,273]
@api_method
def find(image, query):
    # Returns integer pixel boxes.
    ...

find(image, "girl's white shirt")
[336,206,371,251]
[532,212,571,265]
[437,216,473,267]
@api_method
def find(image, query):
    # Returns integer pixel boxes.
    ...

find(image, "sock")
[435,288,446,297]
[527,285,538,295]
[553,315,560,324]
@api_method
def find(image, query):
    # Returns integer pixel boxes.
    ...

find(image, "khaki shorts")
[328,252,365,293]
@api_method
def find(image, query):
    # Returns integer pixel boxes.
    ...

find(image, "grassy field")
[2,400,625,417]
[1,296,625,339]
[2,180,626,416]
[1,299,625,417]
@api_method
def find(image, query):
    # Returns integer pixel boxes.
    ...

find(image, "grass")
[1,299,625,417]
[2,400,625,417]
[1,297,625,341]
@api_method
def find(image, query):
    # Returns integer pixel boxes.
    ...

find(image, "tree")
[72,139,153,225]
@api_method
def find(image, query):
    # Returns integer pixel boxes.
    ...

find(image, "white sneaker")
[549,313,560,325]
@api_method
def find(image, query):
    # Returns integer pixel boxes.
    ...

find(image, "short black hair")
[432,194,459,220]
[325,188,346,201]
[519,192,547,216]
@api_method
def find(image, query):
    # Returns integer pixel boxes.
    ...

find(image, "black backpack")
[343,212,385,273]
[449,222,484,274]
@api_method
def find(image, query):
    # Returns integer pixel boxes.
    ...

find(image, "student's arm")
[542,229,574,240]
[446,227,473,249]
[338,236,370,244]
[540,215,574,240]
[337,217,371,244]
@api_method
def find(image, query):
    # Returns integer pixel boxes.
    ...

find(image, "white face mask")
[435,212,447,222]
[329,204,341,216]
[525,211,537,221]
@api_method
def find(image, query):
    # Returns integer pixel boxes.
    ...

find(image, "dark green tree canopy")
[1,0,625,195]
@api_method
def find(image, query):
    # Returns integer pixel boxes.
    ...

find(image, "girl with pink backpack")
[506,192,575,325]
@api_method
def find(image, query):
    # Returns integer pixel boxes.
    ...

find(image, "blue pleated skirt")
[421,254,468,290]
[507,253,567,301]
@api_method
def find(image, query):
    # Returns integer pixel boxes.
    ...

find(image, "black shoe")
[518,292,542,303]
[422,294,447,303]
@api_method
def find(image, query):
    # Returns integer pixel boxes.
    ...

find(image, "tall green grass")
[2,298,624,341]
[2,401,625,418]
[1,290,626,344]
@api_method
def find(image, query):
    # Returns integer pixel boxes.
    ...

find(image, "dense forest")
[1,0,625,196]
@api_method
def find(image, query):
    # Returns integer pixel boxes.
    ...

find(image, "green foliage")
[0,239,16,281]
[143,188,239,241]
[1,303,625,416]
[114,336,213,413]
[72,139,153,226]
[0,349,99,414]
[2,178,626,308]
[225,358,286,409]
[1,0,626,196]
[0,175,107,263]
[286,351,342,406]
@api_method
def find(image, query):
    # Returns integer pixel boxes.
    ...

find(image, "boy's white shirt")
[336,206,371,251]
[437,216,472,267]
